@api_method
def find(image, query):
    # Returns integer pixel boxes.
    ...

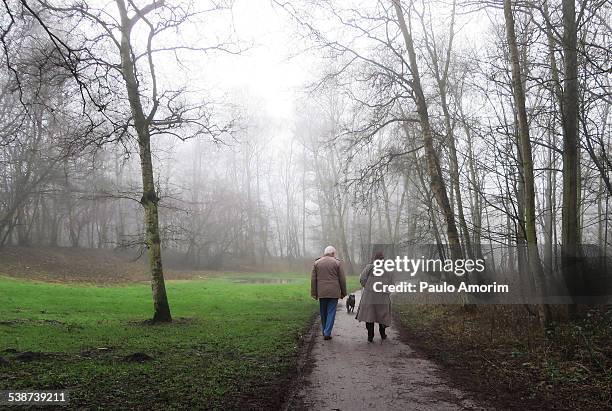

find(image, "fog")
[0,0,610,278]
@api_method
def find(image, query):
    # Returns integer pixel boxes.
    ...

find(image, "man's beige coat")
[310,255,347,299]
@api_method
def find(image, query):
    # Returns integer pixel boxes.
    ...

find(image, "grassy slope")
[395,304,612,410]
[0,274,358,410]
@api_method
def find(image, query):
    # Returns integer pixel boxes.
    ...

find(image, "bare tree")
[392,0,462,261]
[503,0,551,327]
[0,0,237,321]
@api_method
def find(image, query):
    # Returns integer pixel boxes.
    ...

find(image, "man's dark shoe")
[367,336,373,343]
[323,335,332,340]
[380,332,387,340]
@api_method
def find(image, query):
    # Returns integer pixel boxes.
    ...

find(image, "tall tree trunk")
[381,175,394,243]
[116,0,171,322]
[392,0,462,261]
[453,85,483,258]
[393,177,408,245]
[541,1,561,279]
[561,0,580,315]
[336,191,354,274]
[421,0,473,258]
[543,125,555,277]
[415,152,445,260]
[503,0,550,327]
[302,147,307,257]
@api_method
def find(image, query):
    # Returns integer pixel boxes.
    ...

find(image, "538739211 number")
[2,390,69,404]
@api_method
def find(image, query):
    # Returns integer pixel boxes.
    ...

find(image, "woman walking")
[355,251,394,342]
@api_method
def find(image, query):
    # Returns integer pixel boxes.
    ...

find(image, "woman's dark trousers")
[366,322,387,341]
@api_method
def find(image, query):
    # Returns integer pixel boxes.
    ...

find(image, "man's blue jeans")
[319,298,338,337]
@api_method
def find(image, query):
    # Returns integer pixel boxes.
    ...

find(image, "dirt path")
[286,292,487,411]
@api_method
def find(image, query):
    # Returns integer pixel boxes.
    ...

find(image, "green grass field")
[0,273,359,409]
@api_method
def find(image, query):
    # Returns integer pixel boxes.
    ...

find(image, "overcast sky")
[149,0,493,154]
[202,0,312,123]
[199,0,491,121]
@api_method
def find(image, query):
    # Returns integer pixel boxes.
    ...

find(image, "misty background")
[0,0,610,278]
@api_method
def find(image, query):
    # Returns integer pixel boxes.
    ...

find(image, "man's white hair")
[324,245,336,256]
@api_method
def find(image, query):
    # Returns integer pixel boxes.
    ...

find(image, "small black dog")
[346,294,356,313]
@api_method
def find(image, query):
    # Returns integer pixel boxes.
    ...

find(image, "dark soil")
[394,304,612,411]
[281,313,319,411]
[15,351,54,362]
[123,352,154,363]
[133,317,198,327]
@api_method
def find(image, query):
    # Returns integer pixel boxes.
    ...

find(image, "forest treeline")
[0,0,610,323]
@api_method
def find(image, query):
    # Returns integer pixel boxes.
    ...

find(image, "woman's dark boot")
[366,322,374,342]
[379,324,387,340]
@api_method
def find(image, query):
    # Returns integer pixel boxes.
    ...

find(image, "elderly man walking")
[311,246,347,340]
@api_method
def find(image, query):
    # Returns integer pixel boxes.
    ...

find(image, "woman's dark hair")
[372,251,384,262]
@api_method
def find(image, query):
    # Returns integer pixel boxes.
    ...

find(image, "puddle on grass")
[231,278,296,284]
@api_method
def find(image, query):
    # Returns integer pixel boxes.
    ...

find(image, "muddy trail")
[285,292,487,411]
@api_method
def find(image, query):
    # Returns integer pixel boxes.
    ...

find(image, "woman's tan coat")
[355,263,394,326]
